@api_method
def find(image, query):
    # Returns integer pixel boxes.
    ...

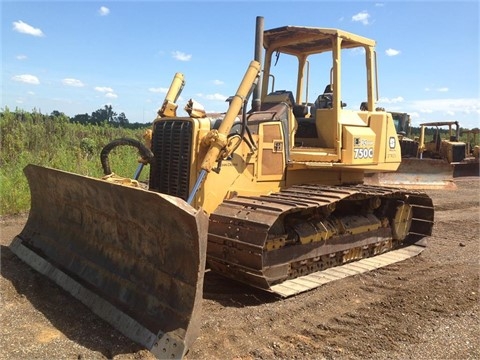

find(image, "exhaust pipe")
[251,16,264,111]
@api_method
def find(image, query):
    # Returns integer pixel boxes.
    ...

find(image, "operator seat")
[314,84,333,110]
[293,104,309,118]
[311,85,334,118]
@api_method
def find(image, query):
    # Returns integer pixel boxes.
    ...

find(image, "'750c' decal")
[354,148,374,159]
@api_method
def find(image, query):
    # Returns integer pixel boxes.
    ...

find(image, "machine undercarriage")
[208,184,433,296]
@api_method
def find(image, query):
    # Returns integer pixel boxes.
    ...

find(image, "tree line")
[10,105,152,129]
[69,105,132,127]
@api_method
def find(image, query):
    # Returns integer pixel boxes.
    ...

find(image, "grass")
[0,108,151,215]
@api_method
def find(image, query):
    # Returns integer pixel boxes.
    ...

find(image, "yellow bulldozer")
[10,17,434,359]
[367,119,479,188]
[464,128,480,160]
[417,121,479,177]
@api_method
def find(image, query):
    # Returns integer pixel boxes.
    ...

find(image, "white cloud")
[205,93,228,101]
[172,51,192,61]
[13,20,44,37]
[95,86,117,98]
[409,98,480,116]
[388,97,480,127]
[385,48,400,56]
[424,87,449,92]
[349,47,366,56]
[352,11,370,25]
[148,87,168,93]
[420,108,434,114]
[98,6,110,16]
[95,86,114,93]
[16,55,27,60]
[212,79,224,85]
[378,96,405,104]
[62,78,85,87]
[409,112,420,120]
[12,74,40,85]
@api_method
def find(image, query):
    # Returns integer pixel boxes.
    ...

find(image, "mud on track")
[1,177,479,360]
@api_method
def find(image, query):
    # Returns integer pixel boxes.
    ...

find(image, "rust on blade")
[10,164,209,359]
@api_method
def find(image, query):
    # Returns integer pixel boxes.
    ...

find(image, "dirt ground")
[1,177,479,360]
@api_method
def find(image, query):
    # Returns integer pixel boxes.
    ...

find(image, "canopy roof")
[263,26,376,56]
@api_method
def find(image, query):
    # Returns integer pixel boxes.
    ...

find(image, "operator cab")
[258,26,382,164]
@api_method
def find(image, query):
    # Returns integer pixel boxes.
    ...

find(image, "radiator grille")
[451,144,466,163]
[149,120,192,201]
[400,139,419,158]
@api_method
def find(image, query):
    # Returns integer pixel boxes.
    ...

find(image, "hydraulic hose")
[100,137,154,176]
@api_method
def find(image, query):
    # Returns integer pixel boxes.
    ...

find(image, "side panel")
[315,109,336,149]
[341,125,376,164]
[369,112,402,165]
[257,122,286,181]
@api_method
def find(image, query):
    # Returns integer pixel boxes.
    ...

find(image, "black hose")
[100,137,154,175]
[228,100,249,155]
[245,124,257,150]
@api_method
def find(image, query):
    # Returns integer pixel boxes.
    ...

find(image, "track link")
[207,184,434,296]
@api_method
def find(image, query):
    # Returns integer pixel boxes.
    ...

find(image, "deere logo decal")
[389,136,396,149]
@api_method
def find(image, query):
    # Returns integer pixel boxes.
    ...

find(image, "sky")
[1,0,479,128]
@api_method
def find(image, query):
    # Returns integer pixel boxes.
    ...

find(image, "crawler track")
[207,184,434,296]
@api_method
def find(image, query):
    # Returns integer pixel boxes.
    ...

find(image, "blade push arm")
[200,60,261,172]
[187,60,261,204]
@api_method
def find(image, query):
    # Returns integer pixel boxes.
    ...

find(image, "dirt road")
[1,178,479,360]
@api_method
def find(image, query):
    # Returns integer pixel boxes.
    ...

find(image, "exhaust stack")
[251,16,264,111]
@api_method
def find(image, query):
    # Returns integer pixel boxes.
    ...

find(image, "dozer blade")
[364,158,456,190]
[453,161,480,177]
[10,164,209,359]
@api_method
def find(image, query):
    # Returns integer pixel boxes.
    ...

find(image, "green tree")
[71,113,90,124]
[90,105,116,125]
[114,112,129,127]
